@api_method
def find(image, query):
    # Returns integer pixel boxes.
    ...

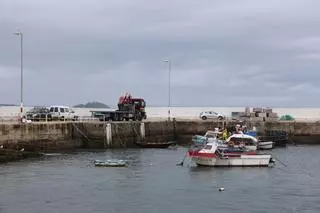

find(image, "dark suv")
[25,107,52,121]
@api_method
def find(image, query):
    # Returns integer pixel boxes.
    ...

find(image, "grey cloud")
[1,0,320,107]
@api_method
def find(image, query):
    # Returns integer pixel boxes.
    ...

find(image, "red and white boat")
[188,141,273,167]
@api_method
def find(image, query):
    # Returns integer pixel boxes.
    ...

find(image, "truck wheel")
[218,116,223,120]
[202,116,207,120]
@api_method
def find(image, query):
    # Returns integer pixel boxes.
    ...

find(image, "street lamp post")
[14,30,24,121]
[163,59,171,121]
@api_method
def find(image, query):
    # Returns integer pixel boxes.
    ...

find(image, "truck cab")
[91,93,147,122]
[132,98,146,119]
[117,97,146,121]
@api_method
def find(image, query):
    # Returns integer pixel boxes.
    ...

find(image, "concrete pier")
[0,120,320,152]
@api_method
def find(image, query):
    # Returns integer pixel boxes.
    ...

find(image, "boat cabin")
[226,134,258,146]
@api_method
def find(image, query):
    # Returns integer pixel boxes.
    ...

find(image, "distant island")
[0,104,17,107]
[73,101,110,108]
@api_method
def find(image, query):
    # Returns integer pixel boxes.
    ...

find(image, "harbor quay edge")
[0,120,320,151]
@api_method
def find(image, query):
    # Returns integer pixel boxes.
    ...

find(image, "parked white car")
[199,111,225,120]
[49,105,78,121]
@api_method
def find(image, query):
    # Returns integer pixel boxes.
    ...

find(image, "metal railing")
[0,114,315,124]
[0,115,228,124]
[0,115,101,124]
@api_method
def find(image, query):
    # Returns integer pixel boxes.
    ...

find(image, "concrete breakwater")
[0,120,320,152]
[0,121,175,150]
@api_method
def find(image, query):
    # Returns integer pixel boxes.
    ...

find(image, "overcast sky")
[1,0,320,107]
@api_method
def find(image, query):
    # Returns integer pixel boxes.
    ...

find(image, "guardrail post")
[140,122,145,141]
[106,123,112,148]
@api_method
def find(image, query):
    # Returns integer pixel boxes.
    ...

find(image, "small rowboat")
[94,159,128,167]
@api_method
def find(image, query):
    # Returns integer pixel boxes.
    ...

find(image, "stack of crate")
[265,108,278,119]
[252,107,278,119]
[231,107,279,121]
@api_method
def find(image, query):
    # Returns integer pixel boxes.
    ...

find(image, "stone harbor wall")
[0,120,319,151]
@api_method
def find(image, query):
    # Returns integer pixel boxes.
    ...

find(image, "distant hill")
[73,101,110,108]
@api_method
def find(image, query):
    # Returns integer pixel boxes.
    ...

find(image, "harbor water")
[1,145,320,213]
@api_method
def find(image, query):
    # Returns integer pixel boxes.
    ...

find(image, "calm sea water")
[1,145,320,213]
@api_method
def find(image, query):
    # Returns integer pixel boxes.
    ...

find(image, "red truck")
[90,93,147,121]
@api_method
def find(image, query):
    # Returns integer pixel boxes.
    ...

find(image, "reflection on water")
[1,146,320,213]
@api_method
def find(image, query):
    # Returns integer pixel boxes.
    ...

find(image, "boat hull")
[190,154,271,167]
[257,141,273,150]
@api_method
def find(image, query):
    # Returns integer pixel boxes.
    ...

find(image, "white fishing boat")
[225,133,258,151]
[188,142,274,167]
[192,127,274,151]
[192,129,224,145]
[245,131,274,150]
[257,141,274,150]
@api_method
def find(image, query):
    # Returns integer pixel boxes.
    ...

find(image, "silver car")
[199,111,225,120]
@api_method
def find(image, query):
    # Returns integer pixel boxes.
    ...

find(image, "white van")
[49,105,78,121]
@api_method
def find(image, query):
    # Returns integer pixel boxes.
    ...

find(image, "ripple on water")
[1,146,320,213]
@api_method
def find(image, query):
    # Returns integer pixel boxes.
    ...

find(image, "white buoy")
[218,188,225,192]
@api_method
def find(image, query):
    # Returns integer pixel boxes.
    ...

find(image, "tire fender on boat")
[228,141,235,147]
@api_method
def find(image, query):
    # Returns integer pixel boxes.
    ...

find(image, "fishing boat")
[245,130,274,150]
[225,133,258,151]
[188,142,274,167]
[94,159,128,167]
[192,130,258,151]
[192,130,224,145]
[257,140,274,150]
[192,127,273,151]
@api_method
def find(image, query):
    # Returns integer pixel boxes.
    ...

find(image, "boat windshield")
[229,137,256,145]
[204,145,212,150]
[206,135,217,139]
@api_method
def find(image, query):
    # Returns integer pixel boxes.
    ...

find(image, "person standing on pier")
[222,129,228,140]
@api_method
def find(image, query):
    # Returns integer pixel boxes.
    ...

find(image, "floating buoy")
[270,158,276,164]
[218,188,225,192]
